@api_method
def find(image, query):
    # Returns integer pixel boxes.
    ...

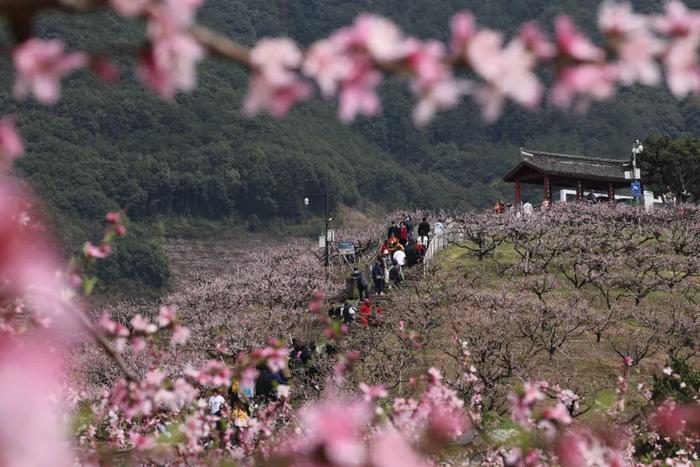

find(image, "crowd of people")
[203,358,294,445]
[328,216,446,329]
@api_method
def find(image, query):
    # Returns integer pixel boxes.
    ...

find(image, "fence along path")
[423,227,458,265]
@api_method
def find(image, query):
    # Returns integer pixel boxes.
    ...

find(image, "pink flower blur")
[13,39,87,105]
[555,16,606,62]
[245,38,312,117]
[136,0,205,99]
[407,40,467,126]
[351,14,412,62]
[359,382,388,401]
[551,64,618,110]
[171,325,191,346]
[0,341,72,466]
[520,22,556,60]
[303,36,355,97]
[0,181,66,319]
[369,428,430,467]
[663,36,700,97]
[337,63,382,122]
[467,30,543,121]
[653,0,700,37]
[450,12,476,56]
[83,241,112,259]
[297,398,372,465]
[110,0,150,17]
[0,116,24,166]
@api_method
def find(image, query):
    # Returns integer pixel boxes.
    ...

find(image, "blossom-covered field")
[39,203,696,465]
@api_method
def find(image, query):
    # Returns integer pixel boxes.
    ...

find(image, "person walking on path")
[352,268,369,300]
[417,217,430,245]
[358,299,372,327]
[404,216,414,242]
[372,259,385,295]
[387,221,400,239]
[393,247,406,282]
[398,222,409,247]
[434,219,445,236]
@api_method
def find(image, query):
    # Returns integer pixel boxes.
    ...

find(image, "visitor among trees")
[417,217,431,245]
[352,268,369,300]
[372,260,386,296]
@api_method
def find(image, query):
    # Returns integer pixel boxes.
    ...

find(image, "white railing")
[423,228,457,264]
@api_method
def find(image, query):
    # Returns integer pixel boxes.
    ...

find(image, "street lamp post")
[304,189,331,270]
[632,140,644,206]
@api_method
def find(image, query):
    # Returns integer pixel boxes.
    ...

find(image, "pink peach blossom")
[450,12,476,57]
[0,117,24,166]
[551,64,618,109]
[83,242,112,259]
[338,62,382,122]
[110,0,150,17]
[467,31,543,120]
[555,15,606,62]
[171,325,190,346]
[251,38,304,86]
[351,14,411,62]
[369,428,430,467]
[13,39,88,105]
[663,36,700,96]
[653,0,700,37]
[359,383,388,401]
[158,305,177,327]
[520,22,556,60]
[615,32,664,86]
[598,1,648,37]
[243,74,312,117]
[245,38,312,117]
[131,314,158,334]
[0,342,72,467]
[138,34,204,99]
[298,399,372,465]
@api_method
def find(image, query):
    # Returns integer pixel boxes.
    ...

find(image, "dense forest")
[2,0,700,289]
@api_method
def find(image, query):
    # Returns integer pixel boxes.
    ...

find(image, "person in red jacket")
[399,222,409,246]
[358,299,372,327]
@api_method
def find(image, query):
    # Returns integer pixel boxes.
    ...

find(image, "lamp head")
[304,197,309,206]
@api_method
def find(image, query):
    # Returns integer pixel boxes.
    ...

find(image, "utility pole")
[304,187,332,276]
[324,188,330,269]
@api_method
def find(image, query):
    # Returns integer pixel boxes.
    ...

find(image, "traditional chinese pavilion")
[503,148,635,203]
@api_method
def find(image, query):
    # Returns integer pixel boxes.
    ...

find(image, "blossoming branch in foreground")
[4,1,700,127]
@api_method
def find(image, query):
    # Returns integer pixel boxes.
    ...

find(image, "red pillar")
[576,179,582,203]
[515,179,522,205]
[608,183,615,203]
[543,175,552,205]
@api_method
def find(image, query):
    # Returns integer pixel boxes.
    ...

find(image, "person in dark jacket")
[417,217,430,245]
[405,243,419,267]
[388,221,401,239]
[404,217,414,241]
[372,260,385,295]
[342,300,356,324]
[327,301,341,320]
[352,268,369,300]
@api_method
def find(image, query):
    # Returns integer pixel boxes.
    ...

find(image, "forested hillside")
[2,0,700,289]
